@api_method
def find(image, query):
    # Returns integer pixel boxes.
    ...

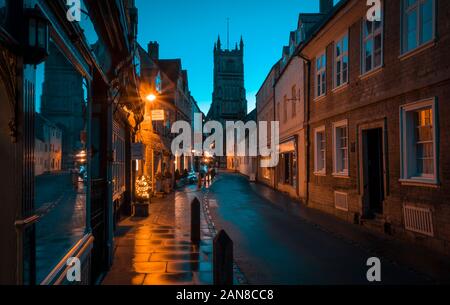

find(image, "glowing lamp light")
[146,94,156,102]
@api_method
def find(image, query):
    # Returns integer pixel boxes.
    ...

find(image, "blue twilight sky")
[136,0,337,114]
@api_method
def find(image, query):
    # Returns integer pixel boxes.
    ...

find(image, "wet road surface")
[207,172,431,285]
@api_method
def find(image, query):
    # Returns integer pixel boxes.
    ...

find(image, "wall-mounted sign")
[131,143,145,160]
[151,110,165,121]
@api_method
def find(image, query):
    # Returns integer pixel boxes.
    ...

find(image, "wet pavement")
[103,183,241,285]
[206,172,448,285]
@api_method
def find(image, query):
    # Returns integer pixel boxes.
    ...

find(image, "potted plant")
[134,175,151,217]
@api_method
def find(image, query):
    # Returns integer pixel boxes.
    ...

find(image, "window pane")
[343,56,348,83]
[364,20,372,38]
[374,34,382,67]
[37,22,46,48]
[34,41,88,283]
[414,108,434,176]
[365,39,373,72]
[335,126,348,173]
[406,0,417,7]
[374,20,382,31]
[29,19,36,46]
[317,75,321,96]
[406,10,418,51]
[316,132,326,171]
[420,0,433,43]
[321,73,326,95]
[343,35,348,52]
[336,61,341,86]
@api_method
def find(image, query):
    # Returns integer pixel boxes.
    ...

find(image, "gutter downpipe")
[272,83,277,190]
[297,52,311,206]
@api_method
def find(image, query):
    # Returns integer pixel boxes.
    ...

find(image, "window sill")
[399,40,436,61]
[332,173,350,179]
[359,66,383,80]
[314,171,326,177]
[332,83,349,94]
[399,178,440,189]
[314,95,326,102]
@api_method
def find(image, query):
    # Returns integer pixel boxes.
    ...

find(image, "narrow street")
[206,172,437,285]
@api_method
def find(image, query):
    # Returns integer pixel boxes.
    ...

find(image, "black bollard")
[213,230,234,285]
[191,197,201,245]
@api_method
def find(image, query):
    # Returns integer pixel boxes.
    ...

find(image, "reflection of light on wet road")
[35,179,87,283]
[103,185,216,285]
[208,173,432,285]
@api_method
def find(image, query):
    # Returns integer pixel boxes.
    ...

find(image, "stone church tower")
[207,35,247,122]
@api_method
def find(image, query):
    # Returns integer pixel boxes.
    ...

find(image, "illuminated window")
[400,99,438,184]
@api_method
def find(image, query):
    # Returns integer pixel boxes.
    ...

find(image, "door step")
[361,217,391,235]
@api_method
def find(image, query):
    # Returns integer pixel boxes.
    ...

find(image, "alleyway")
[205,172,450,285]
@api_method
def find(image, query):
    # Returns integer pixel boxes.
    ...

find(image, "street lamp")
[146,93,156,102]
[143,92,158,194]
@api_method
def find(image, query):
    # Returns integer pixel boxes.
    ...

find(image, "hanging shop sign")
[151,109,165,121]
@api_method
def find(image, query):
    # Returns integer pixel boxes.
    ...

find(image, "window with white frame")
[362,4,383,74]
[334,33,349,88]
[315,52,326,98]
[402,0,435,54]
[333,120,349,176]
[314,126,326,174]
[400,99,438,183]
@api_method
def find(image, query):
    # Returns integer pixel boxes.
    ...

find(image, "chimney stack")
[320,0,333,14]
[148,41,159,61]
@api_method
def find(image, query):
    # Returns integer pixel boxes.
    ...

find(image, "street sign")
[131,143,145,160]
[151,110,165,121]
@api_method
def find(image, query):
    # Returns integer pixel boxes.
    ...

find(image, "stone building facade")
[208,36,247,123]
[256,63,279,188]
[208,36,248,168]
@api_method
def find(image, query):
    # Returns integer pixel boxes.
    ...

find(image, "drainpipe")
[297,53,311,206]
[272,84,277,190]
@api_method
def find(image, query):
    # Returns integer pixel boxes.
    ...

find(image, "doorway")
[362,128,385,218]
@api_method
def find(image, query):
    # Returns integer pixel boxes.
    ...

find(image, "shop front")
[276,137,298,198]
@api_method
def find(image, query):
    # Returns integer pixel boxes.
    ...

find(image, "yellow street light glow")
[146,94,156,102]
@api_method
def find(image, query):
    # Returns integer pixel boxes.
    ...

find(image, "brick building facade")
[301,0,450,255]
